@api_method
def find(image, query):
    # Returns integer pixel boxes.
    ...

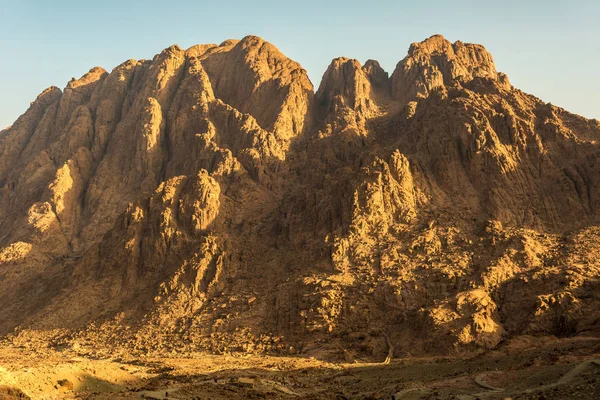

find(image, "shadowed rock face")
[1,34,599,359]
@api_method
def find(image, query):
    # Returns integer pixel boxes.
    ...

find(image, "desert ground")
[0,336,598,400]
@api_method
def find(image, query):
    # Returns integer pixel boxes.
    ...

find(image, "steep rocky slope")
[0,34,599,360]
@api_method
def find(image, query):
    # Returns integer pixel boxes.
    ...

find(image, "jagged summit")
[0,35,599,363]
[362,59,388,86]
[405,34,496,73]
[390,34,507,104]
[316,57,375,116]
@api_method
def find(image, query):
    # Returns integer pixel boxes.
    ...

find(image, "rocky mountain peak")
[315,57,382,127]
[391,34,501,104]
[218,39,240,47]
[33,86,63,107]
[407,33,454,57]
[200,35,314,141]
[66,67,107,90]
[362,59,388,86]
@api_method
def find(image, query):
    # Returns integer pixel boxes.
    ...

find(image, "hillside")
[0,34,599,366]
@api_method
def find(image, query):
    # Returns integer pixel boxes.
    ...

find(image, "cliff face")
[1,34,599,359]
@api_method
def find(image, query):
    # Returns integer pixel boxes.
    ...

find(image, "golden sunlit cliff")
[0,34,599,363]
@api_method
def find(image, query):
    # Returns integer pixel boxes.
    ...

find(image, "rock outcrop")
[1,34,599,360]
[390,34,510,105]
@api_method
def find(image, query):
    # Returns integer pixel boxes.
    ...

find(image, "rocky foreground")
[0,336,599,399]
[0,34,599,398]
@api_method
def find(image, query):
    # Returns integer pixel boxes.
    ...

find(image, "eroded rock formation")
[1,34,599,360]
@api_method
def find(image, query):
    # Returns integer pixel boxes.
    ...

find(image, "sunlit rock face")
[0,34,599,359]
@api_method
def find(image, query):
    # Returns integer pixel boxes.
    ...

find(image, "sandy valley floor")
[0,336,598,399]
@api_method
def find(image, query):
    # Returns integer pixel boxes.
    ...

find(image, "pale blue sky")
[1,0,599,129]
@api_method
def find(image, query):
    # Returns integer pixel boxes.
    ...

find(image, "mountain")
[1,34,599,360]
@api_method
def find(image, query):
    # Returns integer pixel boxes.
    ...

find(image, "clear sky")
[1,0,599,129]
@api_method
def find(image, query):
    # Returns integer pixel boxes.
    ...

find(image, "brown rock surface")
[0,34,599,363]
